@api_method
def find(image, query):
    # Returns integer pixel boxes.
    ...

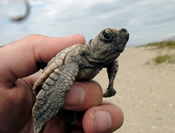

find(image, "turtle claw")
[103,88,117,97]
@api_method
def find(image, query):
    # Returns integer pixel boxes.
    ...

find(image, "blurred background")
[0,0,175,46]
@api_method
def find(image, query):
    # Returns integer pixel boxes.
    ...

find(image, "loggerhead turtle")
[32,28,129,133]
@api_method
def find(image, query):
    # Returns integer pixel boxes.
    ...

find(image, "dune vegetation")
[145,41,175,64]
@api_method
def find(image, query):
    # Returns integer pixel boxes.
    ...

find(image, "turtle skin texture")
[32,28,129,133]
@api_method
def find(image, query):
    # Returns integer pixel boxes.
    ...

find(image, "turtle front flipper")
[32,62,79,133]
[103,60,118,97]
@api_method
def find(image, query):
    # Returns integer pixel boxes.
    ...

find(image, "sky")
[0,0,175,46]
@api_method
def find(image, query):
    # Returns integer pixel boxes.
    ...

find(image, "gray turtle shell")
[33,44,78,94]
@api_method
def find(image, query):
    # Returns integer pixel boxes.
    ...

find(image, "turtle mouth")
[120,28,129,43]
[124,32,129,43]
[114,33,129,53]
[115,48,125,53]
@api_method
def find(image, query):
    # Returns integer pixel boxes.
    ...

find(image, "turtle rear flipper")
[32,62,79,133]
[61,109,77,124]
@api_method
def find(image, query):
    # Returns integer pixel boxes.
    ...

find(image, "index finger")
[0,34,85,87]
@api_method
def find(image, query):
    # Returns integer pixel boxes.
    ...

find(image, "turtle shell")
[32,44,78,94]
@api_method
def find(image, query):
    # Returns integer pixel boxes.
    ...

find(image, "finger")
[82,103,124,133]
[63,81,103,111]
[0,34,85,87]
[43,112,85,133]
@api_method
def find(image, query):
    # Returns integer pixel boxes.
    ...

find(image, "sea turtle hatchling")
[32,28,129,133]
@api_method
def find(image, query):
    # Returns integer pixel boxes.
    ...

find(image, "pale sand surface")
[94,47,175,133]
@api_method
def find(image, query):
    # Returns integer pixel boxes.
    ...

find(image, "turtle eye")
[102,30,113,42]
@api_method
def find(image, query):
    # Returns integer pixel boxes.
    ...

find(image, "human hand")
[0,34,123,133]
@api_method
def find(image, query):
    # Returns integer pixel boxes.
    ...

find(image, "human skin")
[0,34,124,133]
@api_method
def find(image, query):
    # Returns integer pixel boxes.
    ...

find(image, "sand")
[94,47,175,133]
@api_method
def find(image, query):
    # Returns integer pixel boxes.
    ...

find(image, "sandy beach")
[94,47,175,133]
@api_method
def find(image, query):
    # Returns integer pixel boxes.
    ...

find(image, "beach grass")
[154,54,175,64]
[144,41,175,64]
[145,41,175,49]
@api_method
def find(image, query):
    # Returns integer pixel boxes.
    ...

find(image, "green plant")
[146,41,175,49]
[154,54,175,64]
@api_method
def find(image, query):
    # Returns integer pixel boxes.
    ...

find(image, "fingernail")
[65,84,85,106]
[95,111,112,132]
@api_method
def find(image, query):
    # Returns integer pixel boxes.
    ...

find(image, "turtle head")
[89,28,129,60]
